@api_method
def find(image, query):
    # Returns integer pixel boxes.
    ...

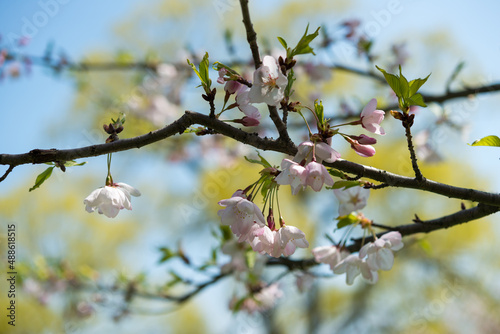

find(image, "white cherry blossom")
[333,186,370,216]
[84,182,141,218]
[248,55,288,107]
[359,232,404,271]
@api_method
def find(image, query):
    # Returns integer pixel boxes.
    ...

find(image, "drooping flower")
[312,245,349,270]
[248,55,288,107]
[249,224,309,258]
[304,161,334,192]
[218,194,266,242]
[359,232,404,271]
[84,182,141,218]
[333,254,378,285]
[275,159,307,195]
[235,86,261,121]
[360,98,385,135]
[278,225,310,256]
[333,186,370,216]
[293,141,341,164]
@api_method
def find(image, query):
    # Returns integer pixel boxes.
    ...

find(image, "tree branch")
[0,111,291,169]
[0,165,15,183]
[2,111,499,207]
[239,0,261,69]
[328,159,500,207]
[347,203,500,251]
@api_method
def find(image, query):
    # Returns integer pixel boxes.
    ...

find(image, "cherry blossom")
[293,141,341,164]
[84,182,141,218]
[235,86,261,120]
[333,186,370,216]
[360,98,385,135]
[312,245,349,270]
[275,159,307,195]
[333,254,378,285]
[359,232,404,271]
[248,55,288,107]
[304,161,334,192]
[249,224,309,258]
[218,193,266,242]
[347,136,376,157]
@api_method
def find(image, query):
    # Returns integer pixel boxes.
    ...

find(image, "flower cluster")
[218,191,309,258]
[216,55,287,127]
[312,231,403,285]
[276,141,339,195]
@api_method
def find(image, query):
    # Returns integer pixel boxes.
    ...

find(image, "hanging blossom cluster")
[218,190,309,258]
[312,186,404,285]
[214,52,403,287]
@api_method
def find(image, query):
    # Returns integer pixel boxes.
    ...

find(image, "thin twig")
[0,165,15,183]
[403,120,425,181]
[239,0,261,68]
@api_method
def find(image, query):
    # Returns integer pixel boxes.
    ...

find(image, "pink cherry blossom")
[217,68,227,84]
[360,98,385,135]
[234,116,260,127]
[248,55,288,107]
[312,245,349,270]
[293,141,341,164]
[278,225,309,256]
[304,161,334,192]
[275,159,307,195]
[359,232,404,271]
[218,195,266,242]
[249,224,309,258]
[225,80,242,94]
[333,186,370,216]
[333,254,378,285]
[349,138,376,157]
[236,86,261,120]
[351,134,377,145]
[84,182,141,218]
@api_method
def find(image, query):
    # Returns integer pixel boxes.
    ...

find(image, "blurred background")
[1,0,500,333]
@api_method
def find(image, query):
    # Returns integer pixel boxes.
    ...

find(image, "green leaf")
[260,178,273,198]
[337,213,359,229]
[470,135,500,147]
[314,100,324,123]
[376,66,403,97]
[244,152,272,168]
[398,66,409,99]
[158,247,177,263]
[328,168,345,179]
[406,93,427,107]
[331,180,363,190]
[64,160,87,167]
[29,166,55,192]
[290,25,321,57]
[277,36,288,50]
[409,74,431,97]
[187,52,211,92]
[199,52,211,87]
